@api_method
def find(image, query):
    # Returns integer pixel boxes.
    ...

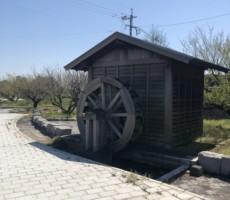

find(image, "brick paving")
[0,112,208,200]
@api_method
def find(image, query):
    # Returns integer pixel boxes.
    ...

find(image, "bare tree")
[44,66,87,116]
[0,74,24,101]
[21,73,48,108]
[181,26,230,69]
[145,26,169,47]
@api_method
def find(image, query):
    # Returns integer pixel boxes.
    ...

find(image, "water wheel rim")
[77,76,135,152]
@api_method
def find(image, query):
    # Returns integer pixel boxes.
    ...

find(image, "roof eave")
[64,31,229,73]
[190,58,229,73]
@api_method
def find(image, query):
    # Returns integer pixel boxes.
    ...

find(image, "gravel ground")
[171,169,230,200]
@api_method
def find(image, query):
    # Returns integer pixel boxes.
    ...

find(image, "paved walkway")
[0,112,207,200]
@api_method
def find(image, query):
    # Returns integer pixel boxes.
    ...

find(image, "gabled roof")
[64,32,229,73]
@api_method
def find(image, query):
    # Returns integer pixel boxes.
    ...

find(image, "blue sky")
[0,0,230,76]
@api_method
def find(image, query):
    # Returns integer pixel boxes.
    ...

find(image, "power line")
[0,30,114,39]
[100,0,130,10]
[139,12,230,28]
[56,0,124,18]
[75,0,127,16]
[0,0,113,32]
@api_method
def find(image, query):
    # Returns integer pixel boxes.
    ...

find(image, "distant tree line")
[0,66,87,116]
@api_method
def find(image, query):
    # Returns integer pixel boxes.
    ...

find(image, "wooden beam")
[93,59,166,68]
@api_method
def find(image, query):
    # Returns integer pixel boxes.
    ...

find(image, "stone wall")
[32,111,72,137]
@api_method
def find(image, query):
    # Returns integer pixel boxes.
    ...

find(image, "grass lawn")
[213,140,230,155]
[176,119,230,156]
[0,99,76,119]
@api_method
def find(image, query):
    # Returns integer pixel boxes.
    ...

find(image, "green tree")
[204,73,230,115]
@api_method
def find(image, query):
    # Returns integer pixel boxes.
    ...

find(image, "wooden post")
[164,63,172,148]
[85,120,93,150]
[93,120,100,152]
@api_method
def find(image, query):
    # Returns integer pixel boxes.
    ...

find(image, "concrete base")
[117,148,192,170]
[198,151,221,175]
[221,156,230,177]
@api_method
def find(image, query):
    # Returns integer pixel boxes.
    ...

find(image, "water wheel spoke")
[110,113,128,117]
[107,119,122,138]
[114,118,124,130]
[107,91,120,111]
[111,98,123,113]
[87,95,98,108]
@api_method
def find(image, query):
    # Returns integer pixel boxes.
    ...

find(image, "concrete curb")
[158,165,189,183]
[32,111,72,137]
[198,151,230,177]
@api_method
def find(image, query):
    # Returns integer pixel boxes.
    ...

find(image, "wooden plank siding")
[171,63,204,147]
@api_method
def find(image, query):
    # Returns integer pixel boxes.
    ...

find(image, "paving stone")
[68,191,87,197]
[81,193,100,200]
[36,191,56,198]
[86,187,104,194]
[16,194,37,200]
[5,191,25,199]
[113,193,131,200]
[56,188,74,195]
[26,189,45,195]
[48,194,69,200]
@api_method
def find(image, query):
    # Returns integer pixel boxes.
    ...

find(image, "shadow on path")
[29,141,107,167]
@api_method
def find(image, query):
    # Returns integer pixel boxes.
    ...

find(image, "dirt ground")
[17,115,79,143]
[17,115,230,200]
[17,116,52,144]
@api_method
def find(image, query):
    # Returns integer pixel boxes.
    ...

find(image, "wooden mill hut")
[64,32,228,152]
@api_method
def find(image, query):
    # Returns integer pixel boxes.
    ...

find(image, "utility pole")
[122,8,137,36]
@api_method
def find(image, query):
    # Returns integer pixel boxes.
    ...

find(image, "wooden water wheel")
[77,76,138,153]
